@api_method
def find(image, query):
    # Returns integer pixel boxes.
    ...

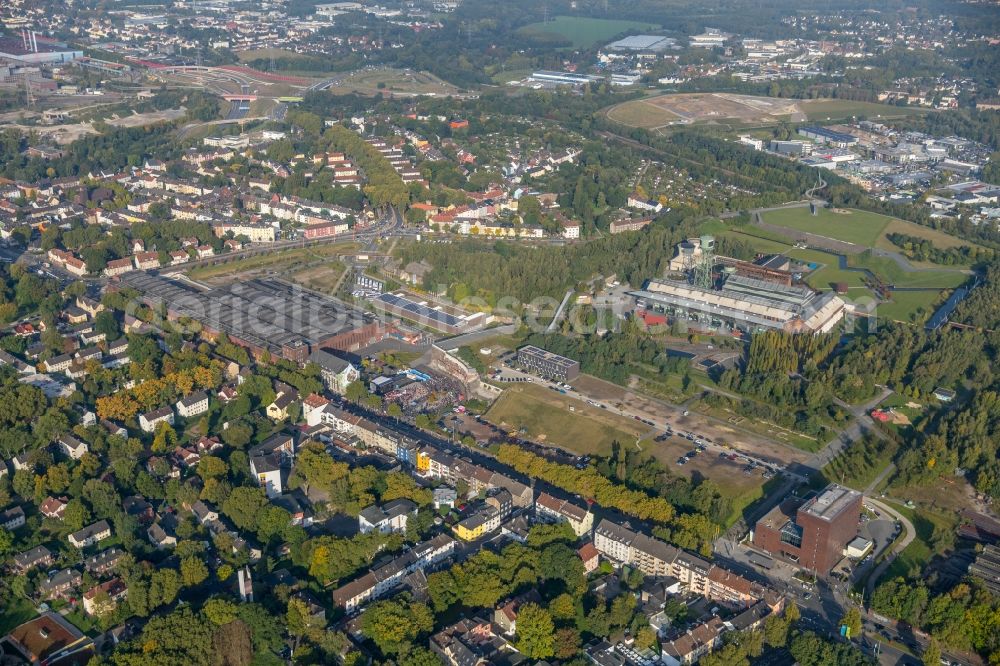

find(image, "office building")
[753,484,862,573]
[516,345,580,381]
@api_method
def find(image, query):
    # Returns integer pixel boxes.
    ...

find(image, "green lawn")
[877,290,947,324]
[846,252,968,288]
[882,501,958,580]
[763,207,893,247]
[517,16,661,49]
[484,382,647,455]
[799,99,930,122]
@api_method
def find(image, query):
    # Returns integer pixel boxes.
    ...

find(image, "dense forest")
[885,232,994,266]
[396,210,700,305]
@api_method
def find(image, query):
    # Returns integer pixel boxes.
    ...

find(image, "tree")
[151,421,177,453]
[180,556,209,587]
[0,527,12,555]
[203,598,240,626]
[110,607,213,666]
[360,599,435,656]
[549,593,577,621]
[94,310,121,340]
[553,627,582,659]
[839,606,863,640]
[196,456,228,481]
[222,487,268,532]
[922,638,942,666]
[515,603,555,659]
[212,619,253,666]
[398,647,445,666]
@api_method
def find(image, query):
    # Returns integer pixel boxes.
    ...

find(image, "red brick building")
[752,484,862,574]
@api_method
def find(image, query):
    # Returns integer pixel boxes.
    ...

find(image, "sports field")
[517,16,661,49]
[484,383,647,455]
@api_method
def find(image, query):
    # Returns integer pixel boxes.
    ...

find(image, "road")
[545,289,574,333]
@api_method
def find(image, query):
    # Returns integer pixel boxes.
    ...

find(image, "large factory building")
[630,236,847,335]
[121,273,384,362]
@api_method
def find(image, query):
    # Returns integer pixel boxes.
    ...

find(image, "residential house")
[40,496,67,520]
[68,520,112,548]
[85,547,124,576]
[195,436,223,455]
[266,389,298,421]
[38,568,83,600]
[272,492,314,528]
[430,615,512,666]
[535,491,594,536]
[494,590,542,636]
[43,353,73,373]
[83,578,127,616]
[302,394,330,427]
[661,616,726,666]
[139,406,174,433]
[0,505,26,530]
[133,252,160,270]
[13,545,53,573]
[358,499,417,534]
[57,434,89,460]
[250,453,283,498]
[176,390,209,418]
[122,496,155,525]
[190,500,219,526]
[579,542,600,574]
[147,519,178,549]
[332,534,456,614]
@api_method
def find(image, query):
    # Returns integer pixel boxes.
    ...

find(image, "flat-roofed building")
[121,273,383,362]
[516,345,580,381]
[633,272,846,336]
[753,484,862,573]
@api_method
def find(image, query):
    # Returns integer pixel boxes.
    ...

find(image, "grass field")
[846,252,968,288]
[763,207,892,246]
[517,16,660,49]
[798,99,929,122]
[187,243,358,282]
[695,399,824,452]
[485,383,647,455]
[289,262,347,294]
[606,99,680,128]
[882,499,959,580]
[606,95,927,130]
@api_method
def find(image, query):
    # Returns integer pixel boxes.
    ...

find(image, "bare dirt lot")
[645,435,769,494]
[106,108,187,128]
[571,373,812,467]
[0,122,99,144]
[607,92,806,129]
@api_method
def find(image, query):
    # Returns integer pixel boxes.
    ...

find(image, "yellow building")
[454,514,487,541]
[416,450,431,473]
